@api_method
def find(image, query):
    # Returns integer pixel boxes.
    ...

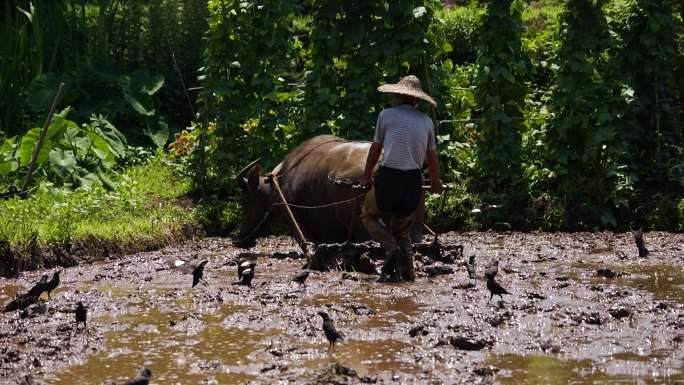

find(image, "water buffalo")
[233,135,425,247]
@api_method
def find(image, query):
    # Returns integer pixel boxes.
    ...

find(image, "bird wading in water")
[317,311,344,352]
[191,260,208,288]
[124,367,152,385]
[75,302,87,329]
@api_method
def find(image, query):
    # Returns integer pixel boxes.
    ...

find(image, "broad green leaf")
[75,172,101,190]
[123,86,155,116]
[144,122,170,149]
[88,132,116,168]
[19,128,54,167]
[0,159,18,176]
[74,136,92,157]
[48,148,77,178]
[88,115,128,158]
[129,69,165,96]
[121,70,164,116]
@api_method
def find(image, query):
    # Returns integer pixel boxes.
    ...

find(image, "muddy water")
[578,262,684,304]
[1,233,684,384]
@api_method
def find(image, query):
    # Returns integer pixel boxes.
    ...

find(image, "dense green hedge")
[0,0,207,142]
[199,0,683,231]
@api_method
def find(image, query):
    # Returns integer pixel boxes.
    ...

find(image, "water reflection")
[575,262,684,303]
[0,283,21,301]
[49,301,275,385]
[303,339,415,377]
[488,354,684,385]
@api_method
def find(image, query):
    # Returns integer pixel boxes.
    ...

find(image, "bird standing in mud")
[124,367,152,385]
[465,255,477,280]
[3,293,38,313]
[75,302,87,328]
[484,259,499,279]
[3,274,51,312]
[27,274,48,298]
[44,270,61,299]
[292,270,310,286]
[234,260,256,286]
[239,265,255,286]
[191,260,208,288]
[632,228,649,258]
[317,311,344,352]
[486,274,511,303]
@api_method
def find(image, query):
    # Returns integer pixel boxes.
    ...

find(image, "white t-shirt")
[373,104,436,171]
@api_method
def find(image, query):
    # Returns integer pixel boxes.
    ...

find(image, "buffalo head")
[232,159,275,248]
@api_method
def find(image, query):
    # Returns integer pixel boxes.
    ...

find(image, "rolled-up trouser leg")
[390,213,416,281]
[361,187,397,275]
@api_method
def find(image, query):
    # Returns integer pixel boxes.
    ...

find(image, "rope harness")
[233,189,369,244]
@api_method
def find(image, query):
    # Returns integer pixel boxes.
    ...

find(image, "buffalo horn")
[234,158,262,188]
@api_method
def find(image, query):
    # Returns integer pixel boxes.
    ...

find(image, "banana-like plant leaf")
[19,128,54,167]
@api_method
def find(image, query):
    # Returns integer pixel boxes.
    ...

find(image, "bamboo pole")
[21,82,66,192]
[268,174,309,256]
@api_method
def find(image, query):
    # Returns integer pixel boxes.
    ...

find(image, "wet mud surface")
[1,232,683,384]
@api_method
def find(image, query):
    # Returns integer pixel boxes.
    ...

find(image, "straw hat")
[377,75,437,108]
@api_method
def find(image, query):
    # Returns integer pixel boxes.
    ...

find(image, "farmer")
[360,75,443,282]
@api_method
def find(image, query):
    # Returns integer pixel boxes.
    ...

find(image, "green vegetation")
[0,156,197,274]
[1,0,682,275]
[197,0,683,231]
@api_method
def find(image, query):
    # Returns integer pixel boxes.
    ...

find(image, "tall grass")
[0,156,195,257]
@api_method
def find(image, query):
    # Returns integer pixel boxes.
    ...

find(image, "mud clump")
[440,336,493,351]
[423,264,454,277]
[609,307,632,319]
[596,268,621,278]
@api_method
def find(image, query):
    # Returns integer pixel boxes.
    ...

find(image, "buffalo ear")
[247,164,261,191]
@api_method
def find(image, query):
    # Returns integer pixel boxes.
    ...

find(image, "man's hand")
[361,142,382,188]
[431,178,443,195]
[360,173,373,188]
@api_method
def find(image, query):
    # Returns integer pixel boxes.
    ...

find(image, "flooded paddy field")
[1,232,683,384]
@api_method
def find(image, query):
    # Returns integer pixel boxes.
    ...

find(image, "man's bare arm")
[426,149,443,194]
[361,142,382,186]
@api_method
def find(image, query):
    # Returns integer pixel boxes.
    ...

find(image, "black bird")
[26,274,49,298]
[486,274,511,303]
[3,293,39,313]
[292,270,311,285]
[75,302,87,328]
[237,259,255,278]
[124,367,152,385]
[238,266,255,286]
[484,260,499,279]
[191,260,208,288]
[317,311,344,352]
[465,255,477,280]
[44,270,61,299]
[632,228,649,258]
